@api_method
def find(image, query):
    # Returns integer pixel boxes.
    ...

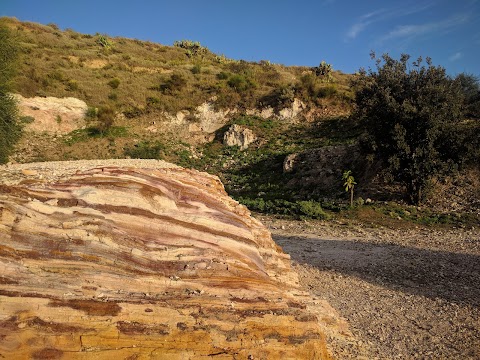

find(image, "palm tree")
[342,170,357,207]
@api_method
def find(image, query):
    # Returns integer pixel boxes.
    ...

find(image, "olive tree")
[354,53,464,205]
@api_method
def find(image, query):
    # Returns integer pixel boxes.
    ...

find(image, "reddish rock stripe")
[0,163,333,359]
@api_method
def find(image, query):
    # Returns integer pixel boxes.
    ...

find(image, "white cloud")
[345,2,434,41]
[346,22,368,40]
[345,9,386,40]
[377,14,470,44]
[449,52,463,61]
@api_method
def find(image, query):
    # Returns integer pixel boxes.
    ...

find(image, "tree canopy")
[354,53,465,204]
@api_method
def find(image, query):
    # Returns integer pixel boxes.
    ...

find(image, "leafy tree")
[0,25,20,163]
[342,170,356,207]
[354,53,464,204]
[455,73,480,119]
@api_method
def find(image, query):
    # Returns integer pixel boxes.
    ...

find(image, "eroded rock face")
[0,160,332,359]
[14,94,88,134]
[223,124,257,150]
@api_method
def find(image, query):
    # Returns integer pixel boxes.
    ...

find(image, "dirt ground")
[259,216,480,359]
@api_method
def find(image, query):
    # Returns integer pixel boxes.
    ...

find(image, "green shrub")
[66,79,78,91]
[297,201,330,219]
[64,126,127,145]
[216,71,229,80]
[191,64,201,74]
[125,141,164,159]
[157,73,187,94]
[260,84,295,109]
[123,106,144,119]
[95,106,115,135]
[227,74,256,92]
[108,78,120,89]
[456,73,480,118]
[48,70,65,82]
[317,85,337,98]
[20,115,35,124]
[237,197,329,219]
[146,96,160,106]
[354,53,464,205]
[85,107,97,118]
[0,25,20,163]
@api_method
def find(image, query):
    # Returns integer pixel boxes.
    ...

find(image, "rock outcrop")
[0,160,332,359]
[223,124,257,150]
[14,94,88,134]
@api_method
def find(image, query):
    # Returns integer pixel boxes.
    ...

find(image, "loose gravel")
[261,217,480,359]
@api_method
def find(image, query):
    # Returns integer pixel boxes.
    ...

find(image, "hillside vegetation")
[4,17,351,114]
[1,17,479,227]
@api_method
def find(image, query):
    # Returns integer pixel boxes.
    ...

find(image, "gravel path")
[260,217,480,359]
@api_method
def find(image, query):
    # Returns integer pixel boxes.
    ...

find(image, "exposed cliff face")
[0,160,333,359]
[13,94,88,134]
[15,94,307,139]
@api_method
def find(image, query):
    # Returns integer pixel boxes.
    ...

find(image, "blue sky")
[1,0,479,75]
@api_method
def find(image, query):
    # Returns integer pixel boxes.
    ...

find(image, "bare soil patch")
[260,216,480,359]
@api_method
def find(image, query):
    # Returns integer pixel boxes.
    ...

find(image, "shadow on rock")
[273,235,480,307]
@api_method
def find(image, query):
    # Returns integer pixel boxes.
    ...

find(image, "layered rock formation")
[0,160,333,359]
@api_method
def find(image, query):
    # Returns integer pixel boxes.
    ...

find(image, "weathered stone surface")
[223,124,257,150]
[0,160,332,359]
[13,94,88,134]
[283,153,298,173]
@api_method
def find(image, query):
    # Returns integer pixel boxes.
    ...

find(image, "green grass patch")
[238,197,330,220]
[64,126,127,145]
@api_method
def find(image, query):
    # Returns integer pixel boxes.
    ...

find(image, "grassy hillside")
[3,17,352,114]
[3,17,479,228]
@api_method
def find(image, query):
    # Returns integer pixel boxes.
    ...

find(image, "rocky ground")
[259,216,480,359]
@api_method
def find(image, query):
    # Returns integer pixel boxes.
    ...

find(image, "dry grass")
[2,16,353,117]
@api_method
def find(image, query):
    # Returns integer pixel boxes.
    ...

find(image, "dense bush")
[237,197,330,219]
[354,53,465,204]
[0,25,21,163]
[456,73,480,119]
[107,78,120,89]
[85,105,115,136]
[227,74,256,92]
[158,73,187,94]
[125,141,164,159]
[317,84,337,98]
[260,84,295,110]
